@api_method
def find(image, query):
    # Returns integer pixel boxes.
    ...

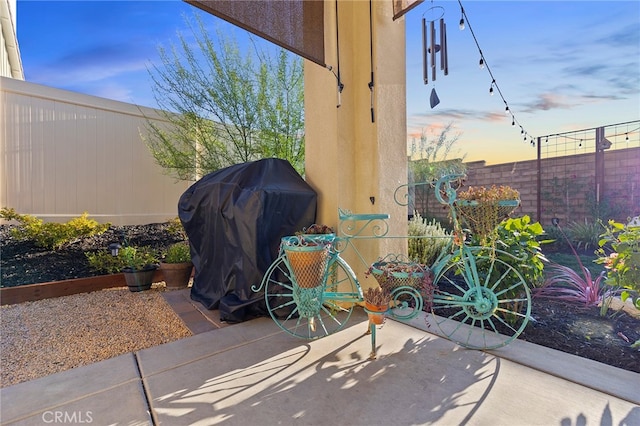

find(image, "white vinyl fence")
[1,76,192,225]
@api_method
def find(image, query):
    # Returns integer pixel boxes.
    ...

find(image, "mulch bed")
[521,298,639,373]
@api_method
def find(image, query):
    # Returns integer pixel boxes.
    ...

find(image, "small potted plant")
[86,244,159,291]
[120,245,160,292]
[367,255,430,292]
[363,287,391,325]
[160,241,193,289]
[282,224,335,289]
[366,255,435,311]
[294,224,336,245]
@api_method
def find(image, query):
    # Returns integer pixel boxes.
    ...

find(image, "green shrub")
[166,217,188,240]
[86,245,159,274]
[408,212,450,266]
[566,220,604,251]
[162,241,191,263]
[595,219,640,309]
[541,224,569,252]
[0,207,22,222]
[1,208,110,250]
[442,216,547,324]
[85,251,127,274]
[120,246,159,271]
[472,215,549,288]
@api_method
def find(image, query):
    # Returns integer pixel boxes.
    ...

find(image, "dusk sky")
[16,1,640,165]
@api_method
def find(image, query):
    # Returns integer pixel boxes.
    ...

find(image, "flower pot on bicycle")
[365,301,388,325]
[281,234,335,289]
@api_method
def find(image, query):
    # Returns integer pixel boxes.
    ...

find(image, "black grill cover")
[178,158,316,322]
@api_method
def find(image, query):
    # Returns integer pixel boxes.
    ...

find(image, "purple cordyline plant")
[534,262,607,306]
[532,219,608,306]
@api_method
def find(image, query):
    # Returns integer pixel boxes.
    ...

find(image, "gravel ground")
[1,285,192,388]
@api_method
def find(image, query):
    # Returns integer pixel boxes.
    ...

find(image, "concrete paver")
[141,313,639,426]
[401,314,640,404]
[162,288,229,334]
[1,353,151,425]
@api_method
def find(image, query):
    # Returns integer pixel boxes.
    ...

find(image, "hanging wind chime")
[422,5,448,108]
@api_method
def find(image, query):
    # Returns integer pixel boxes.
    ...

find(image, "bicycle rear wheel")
[431,251,531,349]
[262,255,360,339]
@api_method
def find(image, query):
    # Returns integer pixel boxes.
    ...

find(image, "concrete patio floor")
[1,288,638,425]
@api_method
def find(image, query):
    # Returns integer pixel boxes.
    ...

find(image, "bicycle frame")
[255,174,532,352]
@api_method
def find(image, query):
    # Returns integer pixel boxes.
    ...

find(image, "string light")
[458,0,534,146]
[539,121,639,146]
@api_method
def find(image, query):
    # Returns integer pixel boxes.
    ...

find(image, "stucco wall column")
[305,0,407,288]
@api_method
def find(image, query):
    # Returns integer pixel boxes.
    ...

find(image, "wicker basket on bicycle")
[368,257,431,292]
[281,227,335,289]
[454,185,520,241]
[368,257,434,310]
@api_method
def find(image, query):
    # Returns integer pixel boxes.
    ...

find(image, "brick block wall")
[417,147,639,227]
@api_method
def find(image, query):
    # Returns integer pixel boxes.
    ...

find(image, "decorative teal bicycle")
[252,175,532,357]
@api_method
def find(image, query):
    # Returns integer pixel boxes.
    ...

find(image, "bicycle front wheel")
[431,251,531,349]
[262,255,360,339]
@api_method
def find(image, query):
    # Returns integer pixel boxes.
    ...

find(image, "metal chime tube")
[430,20,436,81]
[443,22,448,75]
[422,17,428,84]
[439,18,445,71]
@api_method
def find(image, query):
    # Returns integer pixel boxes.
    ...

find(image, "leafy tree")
[143,14,305,180]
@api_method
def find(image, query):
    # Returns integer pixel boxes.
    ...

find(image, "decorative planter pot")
[122,266,157,292]
[160,262,193,289]
[281,234,335,289]
[365,301,388,325]
[369,260,434,312]
[369,261,427,291]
